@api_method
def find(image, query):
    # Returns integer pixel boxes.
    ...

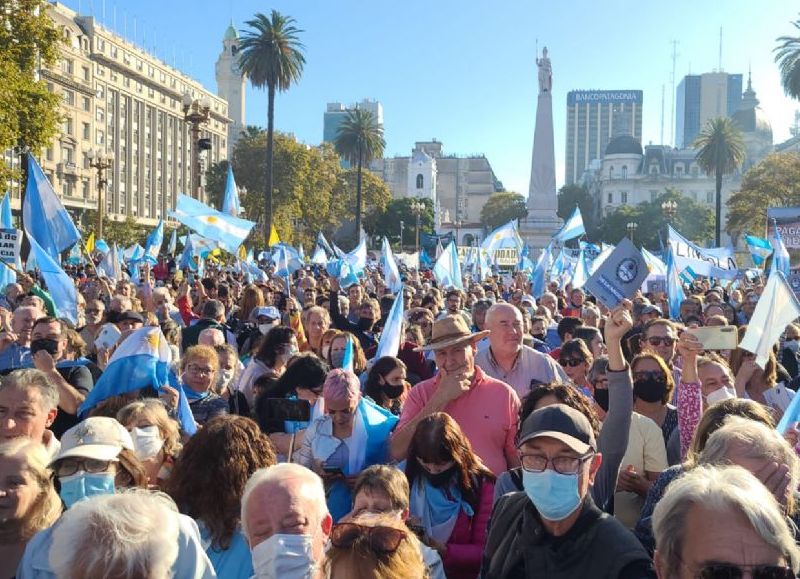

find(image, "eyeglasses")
[559,358,585,367]
[330,523,407,554]
[187,364,214,376]
[690,563,794,579]
[519,453,593,474]
[633,370,666,382]
[646,336,676,347]
[55,458,114,477]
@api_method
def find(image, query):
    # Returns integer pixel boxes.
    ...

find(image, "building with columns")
[215,23,247,152]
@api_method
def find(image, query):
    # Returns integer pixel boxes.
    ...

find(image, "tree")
[480,192,527,230]
[334,108,386,239]
[363,197,434,248]
[238,11,305,242]
[557,184,596,237]
[332,168,392,248]
[102,215,149,248]
[0,1,63,184]
[775,17,800,100]
[727,152,800,237]
[693,117,745,246]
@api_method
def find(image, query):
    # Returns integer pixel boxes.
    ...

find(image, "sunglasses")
[646,336,676,347]
[692,563,794,579]
[634,370,666,382]
[330,523,407,554]
[559,358,585,367]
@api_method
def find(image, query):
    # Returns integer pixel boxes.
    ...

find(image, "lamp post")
[410,200,425,254]
[399,220,404,251]
[182,92,211,200]
[88,149,114,240]
[661,199,677,248]
[626,221,638,241]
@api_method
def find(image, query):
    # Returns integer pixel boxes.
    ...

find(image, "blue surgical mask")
[59,472,116,508]
[522,469,583,521]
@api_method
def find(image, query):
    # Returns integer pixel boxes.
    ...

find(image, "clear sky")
[61,0,800,196]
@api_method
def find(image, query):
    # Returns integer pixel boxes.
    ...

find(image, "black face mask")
[383,382,404,399]
[424,465,457,488]
[633,378,667,403]
[106,310,121,324]
[532,333,546,342]
[594,388,610,412]
[357,317,375,332]
[30,338,60,357]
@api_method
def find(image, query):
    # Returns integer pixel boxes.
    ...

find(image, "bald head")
[485,303,523,356]
[12,306,39,345]
[198,328,225,347]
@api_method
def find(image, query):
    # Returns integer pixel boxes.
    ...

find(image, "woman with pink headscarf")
[295,369,398,521]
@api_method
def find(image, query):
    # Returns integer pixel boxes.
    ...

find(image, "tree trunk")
[265,84,276,244]
[355,140,363,242]
[715,167,723,246]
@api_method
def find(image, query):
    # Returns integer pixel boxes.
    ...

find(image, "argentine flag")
[171,194,256,254]
[222,164,242,216]
[770,222,791,278]
[433,241,463,289]
[343,238,367,276]
[553,207,585,243]
[381,237,402,294]
[481,220,524,256]
[375,287,404,359]
[745,234,773,268]
[143,219,164,265]
[0,193,17,289]
[78,327,172,416]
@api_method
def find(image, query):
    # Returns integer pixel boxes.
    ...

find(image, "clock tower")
[215,22,246,152]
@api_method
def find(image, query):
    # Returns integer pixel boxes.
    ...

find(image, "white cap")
[52,417,134,464]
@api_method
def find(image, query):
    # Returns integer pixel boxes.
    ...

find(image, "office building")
[323,99,383,143]
[564,90,643,185]
[676,72,742,148]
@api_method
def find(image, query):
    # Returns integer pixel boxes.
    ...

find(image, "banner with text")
[767,207,800,268]
[668,225,738,279]
[0,229,21,266]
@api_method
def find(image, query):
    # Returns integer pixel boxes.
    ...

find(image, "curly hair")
[519,383,601,439]
[166,415,276,550]
[117,399,183,459]
[405,412,495,510]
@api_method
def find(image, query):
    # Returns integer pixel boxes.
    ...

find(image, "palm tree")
[693,117,745,246]
[334,108,385,240]
[775,17,800,99]
[238,11,305,242]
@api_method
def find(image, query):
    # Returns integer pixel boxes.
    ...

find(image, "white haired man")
[241,463,332,578]
[0,369,60,457]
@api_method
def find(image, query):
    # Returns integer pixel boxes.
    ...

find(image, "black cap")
[117,310,145,324]
[517,404,596,454]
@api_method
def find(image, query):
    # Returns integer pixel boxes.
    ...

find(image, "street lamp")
[87,149,114,240]
[626,221,638,241]
[661,199,677,222]
[399,220,404,251]
[182,92,211,200]
[410,200,425,254]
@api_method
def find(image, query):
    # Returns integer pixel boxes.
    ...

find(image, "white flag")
[740,271,800,369]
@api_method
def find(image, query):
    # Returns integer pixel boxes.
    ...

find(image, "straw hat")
[413,315,490,352]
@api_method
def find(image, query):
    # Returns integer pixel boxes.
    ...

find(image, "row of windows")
[605,190,715,204]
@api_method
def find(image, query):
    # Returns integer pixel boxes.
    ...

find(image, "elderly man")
[390,315,520,474]
[241,463,332,578]
[653,465,799,579]
[641,319,682,390]
[475,303,567,398]
[181,299,229,351]
[0,305,40,372]
[481,404,654,578]
[0,369,60,457]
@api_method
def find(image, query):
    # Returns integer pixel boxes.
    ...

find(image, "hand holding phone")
[685,326,738,350]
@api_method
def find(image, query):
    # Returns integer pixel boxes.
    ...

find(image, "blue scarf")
[410,478,474,544]
[182,384,210,402]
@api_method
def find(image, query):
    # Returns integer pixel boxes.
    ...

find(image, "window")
[82,180,89,198]
[82,152,90,169]
[62,90,75,106]
[82,122,90,140]
[82,96,91,111]
[650,165,658,175]
[96,107,105,123]
[82,66,90,81]
[706,191,714,204]
[46,148,53,161]
[63,180,74,197]
[96,129,105,145]
[607,192,613,204]
[96,83,104,99]
[621,191,628,204]
[416,174,424,189]
[62,118,73,135]
[609,165,614,178]
[691,165,699,177]
[61,58,73,75]
[621,165,628,180]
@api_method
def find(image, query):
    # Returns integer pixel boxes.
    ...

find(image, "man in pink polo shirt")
[390,315,521,475]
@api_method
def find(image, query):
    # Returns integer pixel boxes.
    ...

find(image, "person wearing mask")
[640,319,682,391]
[213,344,248,416]
[364,357,408,415]
[117,399,183,489]
[295,369,398,521]
[0,439,61,578]
[630,352,680,465]
[481,404,655,578]
[238,326,298,406]
[731,344,795,418]
[241,463,333,579]
[405,413,494,579]
[471,299,492,333]
[326,332,367,375]
[476,303,567,398]
[167,415,277,579]
[0,306,40,373]
[0,370,60,458]
[181,345,229,425]
[328,278,379,353]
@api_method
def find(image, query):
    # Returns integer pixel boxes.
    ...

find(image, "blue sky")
[62,0,800,195]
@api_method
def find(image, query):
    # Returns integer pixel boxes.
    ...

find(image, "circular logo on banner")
[616,258,638,283]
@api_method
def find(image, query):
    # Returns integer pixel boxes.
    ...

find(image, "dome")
[224,23,238,41]
[604,135,643,156]
[732,107,772,140]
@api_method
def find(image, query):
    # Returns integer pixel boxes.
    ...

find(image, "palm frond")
[334,109,386,166]
[238,10,305,92]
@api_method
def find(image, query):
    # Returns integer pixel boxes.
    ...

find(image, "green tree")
[363,197,434,248]
[480,192,527,230]
[0,1,63,184]
[727,152,800,237]
[557,184,596,237]
[334,108,386,238]
[332,168,392,248]
[775,17,800,100]
[238,11,305,242]
[102,215,149,248]
[693,117,745,246]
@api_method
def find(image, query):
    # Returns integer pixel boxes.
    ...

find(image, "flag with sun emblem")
[78,326,171,416]
[170,194,256,254]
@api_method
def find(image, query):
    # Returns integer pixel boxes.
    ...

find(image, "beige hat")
[414,315,490,352]
[52,417,134,465]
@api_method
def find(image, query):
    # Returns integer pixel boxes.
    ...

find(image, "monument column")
[519,47,563,252]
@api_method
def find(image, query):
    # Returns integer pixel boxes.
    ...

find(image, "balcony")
[58,162,79,178]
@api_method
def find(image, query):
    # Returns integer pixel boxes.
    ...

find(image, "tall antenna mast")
[670,40,678,147]
[718,27,723,72]
[660,84,665,145]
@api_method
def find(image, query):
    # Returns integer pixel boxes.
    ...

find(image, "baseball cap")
[517,404,596,454]
[640,304,661,316]
[53,417,134,464]
[253,306,280,321]
[117,310,145,324]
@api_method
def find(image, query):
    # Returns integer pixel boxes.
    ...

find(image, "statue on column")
[537,47,552,94]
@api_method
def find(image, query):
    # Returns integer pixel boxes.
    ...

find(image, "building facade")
[676,72,742,148]
[6,2,230,227]
[323,99,383,144]
[215,23,247,153]
[564,90,643,185]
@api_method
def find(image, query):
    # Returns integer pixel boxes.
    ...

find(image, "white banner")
[0,229,21,266]
[395,252,419,270]
[668,226,738,279]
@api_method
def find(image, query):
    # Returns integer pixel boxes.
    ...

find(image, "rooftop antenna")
[718,27,723,72]
[660,84,665,145]
[670,40,678,146]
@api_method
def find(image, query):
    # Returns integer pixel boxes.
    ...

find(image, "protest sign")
[584,238,649,309]
[0,229,21,265]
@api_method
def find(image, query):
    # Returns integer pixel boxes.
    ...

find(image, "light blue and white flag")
[94,239,110,255]
[381,237,402,294]
[666,244,686,321]
[740,271,800,370]
[481,220,524,257]
[374,288,404,360]
[589,243,615,275]
[311,246,327,265]
[668,225,738,279]
[98,243,123,281]
[170,194,256,254]
[745,234,773,268]
[222,164,242,216]
[66,243,82,266]
[571,247,590,289]
[0,193,16,288]
[477,248,492,281]
[316,232,335,257]
[179,235,198,272]
[167,229,177,256]
[143,219,164,265]
[27,235,78,325]
[531,243,552,298]
[341,335,354,373]
[23,154,80,261]
[432,241,463,289]
[770,222,791,278]
[553,207,585,243]
[343,238,367,276]
[78,326,172,416]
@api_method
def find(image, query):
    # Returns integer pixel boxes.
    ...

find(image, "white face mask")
[259,323,273,336]
[130,425,164,460]
[251,534,317,579]
[216,369,235,392]
[706,386,736,406]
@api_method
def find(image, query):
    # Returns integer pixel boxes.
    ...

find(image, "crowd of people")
[1,253,799,579]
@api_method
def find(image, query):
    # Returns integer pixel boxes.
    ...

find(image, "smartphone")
[94,323,122,351]
[686,326,738,350]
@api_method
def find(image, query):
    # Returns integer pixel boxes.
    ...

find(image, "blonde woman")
[117,400,183,488]
[0,440,61,579]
